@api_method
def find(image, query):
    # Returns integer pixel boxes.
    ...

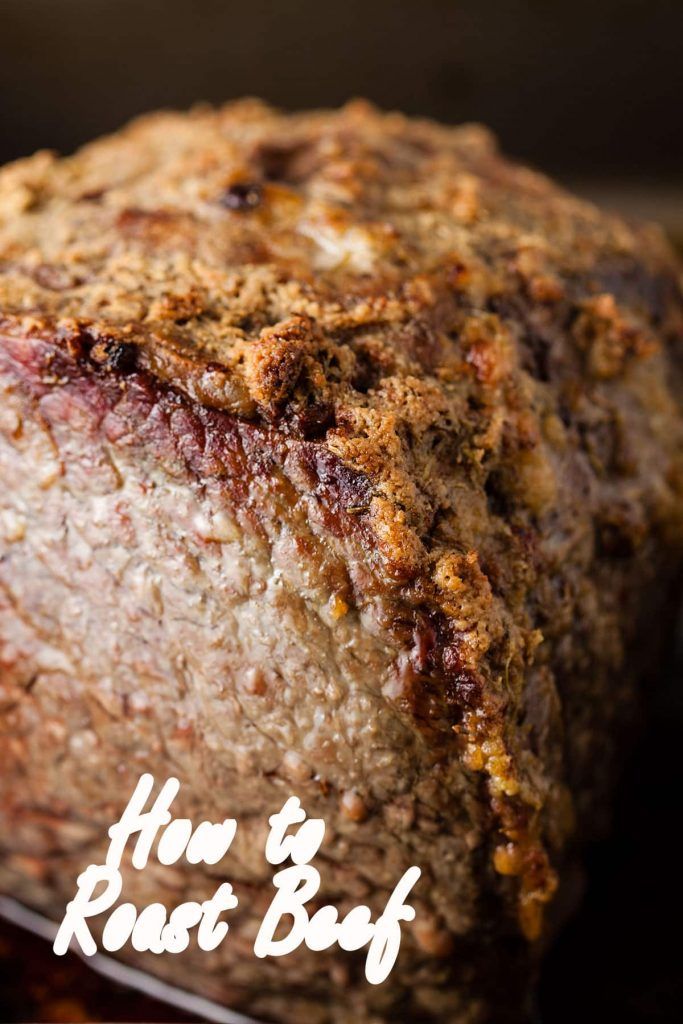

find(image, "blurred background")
[0,2,681,1022]
[1,0,682,245]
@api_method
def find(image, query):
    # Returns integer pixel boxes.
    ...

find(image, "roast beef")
[0,101,681,1022]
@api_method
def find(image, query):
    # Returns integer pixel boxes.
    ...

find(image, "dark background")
[1,0,682,179]
[0,2,681,1022]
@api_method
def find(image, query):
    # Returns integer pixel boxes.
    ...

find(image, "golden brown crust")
[1,100,682,937]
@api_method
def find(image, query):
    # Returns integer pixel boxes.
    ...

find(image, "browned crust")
[1,100,682,938]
